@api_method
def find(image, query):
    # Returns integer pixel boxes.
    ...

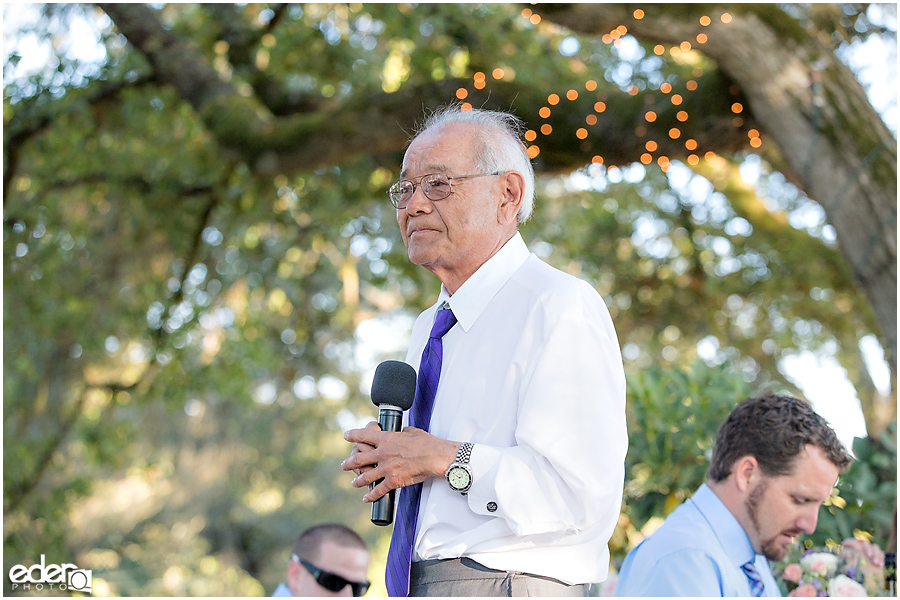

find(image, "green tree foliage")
[3,3,896,595]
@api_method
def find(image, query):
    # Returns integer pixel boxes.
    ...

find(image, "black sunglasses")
[292,554,370,596]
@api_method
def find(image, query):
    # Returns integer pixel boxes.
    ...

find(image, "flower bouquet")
[771,538,888,597]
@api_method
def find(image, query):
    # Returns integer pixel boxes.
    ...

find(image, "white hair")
[415,105,536,224]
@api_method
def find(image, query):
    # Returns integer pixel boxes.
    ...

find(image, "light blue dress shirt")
[271,582,292,597]
[615,483,781,596]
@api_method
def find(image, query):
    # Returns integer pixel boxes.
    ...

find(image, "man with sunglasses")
[272,523,370,597]
[342,105,627,596]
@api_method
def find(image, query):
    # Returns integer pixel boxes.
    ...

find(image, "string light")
[628,85,639,95]
[686,80,698,91]
[539,107,551,118]
[528,145,540,158]
[591,156,603,164]
[576,128,588,139]
[696,33,708,44]
[521,8,532,18]
[633,9,644,19]
[548,94,560,105]
[748,129,760,138]
[530,13,541,25]
[594,101,607,112]
[645,111,657,122]
[585,114,598,126]
[616,25,628,36]
[749,137,762,148]
[699,15,711,26]
[461,102,472,110]
[677,110,688,121]
[687,154,700,165]
[671,94,683,105]
[721,12,732,23]
[685,139,698,150]
[668,127,681,139]
[680,41,691,51]
[456,88,468,99]
[585,80,598,91]
[567,89,579,101]
[641,153,652,164]
[525,130,537,141]
[492,68,505,79]
[653,44,665,55]
[660,82,673,94]
[645,140,658,151]
[704,151,716,160]
[540,123,553,135]
[602,34,613,44]
[731,102,743,113]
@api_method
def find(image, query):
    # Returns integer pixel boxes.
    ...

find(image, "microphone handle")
[371,406,404,526]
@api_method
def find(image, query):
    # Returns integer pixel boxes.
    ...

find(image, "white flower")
[800,552,839,576]
[826,574,867,597]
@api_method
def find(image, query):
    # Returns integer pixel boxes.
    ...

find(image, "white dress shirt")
[404,232,627,585]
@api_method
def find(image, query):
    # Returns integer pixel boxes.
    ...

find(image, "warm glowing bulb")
[576,128,588,139]
[653,44,665,55]
[461,102,472,110]
[586,114,598,126]
[750,138,762,148]
[474,71,486,81]
[540,124,553,135]
[474,80,486,90]
[685,139,698,150]
[548,94,560,105]
[700,16,711,26]
[616,25,628,35]
[696,33,708,44]
[661,82,673,94]
[748,129,760,138]
[680,41,691,51]
[525,130,537,141]
[669,128,681,139]
[731,102,743,113]
[528,145,540,158]
[641,153,652,164]
[677,110,688,121]
[591,155,603,164]
[687,154,700,165]
[671,94,683,105]
[585,80,597,91]
[530,14,541,24]
[594,101,607,112]
[686,80,698,91]
[567,89,579,101]
[456,88,468,99]
[492,68,505,79]
[721,13,732,23]
[628,85,639,96]
[522,8,533,18]
[670,46,682,57]
[633,9,644,19]
[645,111,657,122]
[602,34,613,44]
[645,140,658,151]
[539,107,551,118]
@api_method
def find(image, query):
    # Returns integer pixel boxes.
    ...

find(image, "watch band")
[455,441,473,465]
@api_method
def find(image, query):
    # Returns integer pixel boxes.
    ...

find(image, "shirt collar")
[689,483,758,568]
[436,232,531,333]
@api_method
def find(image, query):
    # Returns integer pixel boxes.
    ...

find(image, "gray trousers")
[409,558,589,597]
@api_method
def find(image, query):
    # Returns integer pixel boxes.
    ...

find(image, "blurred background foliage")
[3,3,896,596]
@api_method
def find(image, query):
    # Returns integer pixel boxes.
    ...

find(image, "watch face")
[448,466,471,490]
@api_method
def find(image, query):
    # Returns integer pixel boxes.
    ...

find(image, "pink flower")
[787,583,817,597]
[782,563,803,583]
[800,552,839,576]
[827,574,867,597]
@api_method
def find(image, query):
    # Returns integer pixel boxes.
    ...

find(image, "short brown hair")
[708,393,852,482]
[291,523,367,561]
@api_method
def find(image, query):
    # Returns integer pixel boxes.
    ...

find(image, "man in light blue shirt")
[615,393,852,596]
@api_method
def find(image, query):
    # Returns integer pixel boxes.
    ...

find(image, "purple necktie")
[385,303,457,597]
[742,561,765,597]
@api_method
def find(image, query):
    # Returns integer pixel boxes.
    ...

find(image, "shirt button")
[487,501,498,512]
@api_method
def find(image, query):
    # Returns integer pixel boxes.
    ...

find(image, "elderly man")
[341,105,627,597]
[615,393,853,597]
[272,523,370,597]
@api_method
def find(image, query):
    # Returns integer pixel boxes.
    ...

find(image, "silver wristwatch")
[445,442,474,495]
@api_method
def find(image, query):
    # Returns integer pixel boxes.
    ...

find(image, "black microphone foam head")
[371,360,417,411]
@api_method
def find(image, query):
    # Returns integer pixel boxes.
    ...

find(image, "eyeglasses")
[387,172,501,209]
[292,554,370,596]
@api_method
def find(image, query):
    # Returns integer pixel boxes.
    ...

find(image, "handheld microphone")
[369,360,417,526]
